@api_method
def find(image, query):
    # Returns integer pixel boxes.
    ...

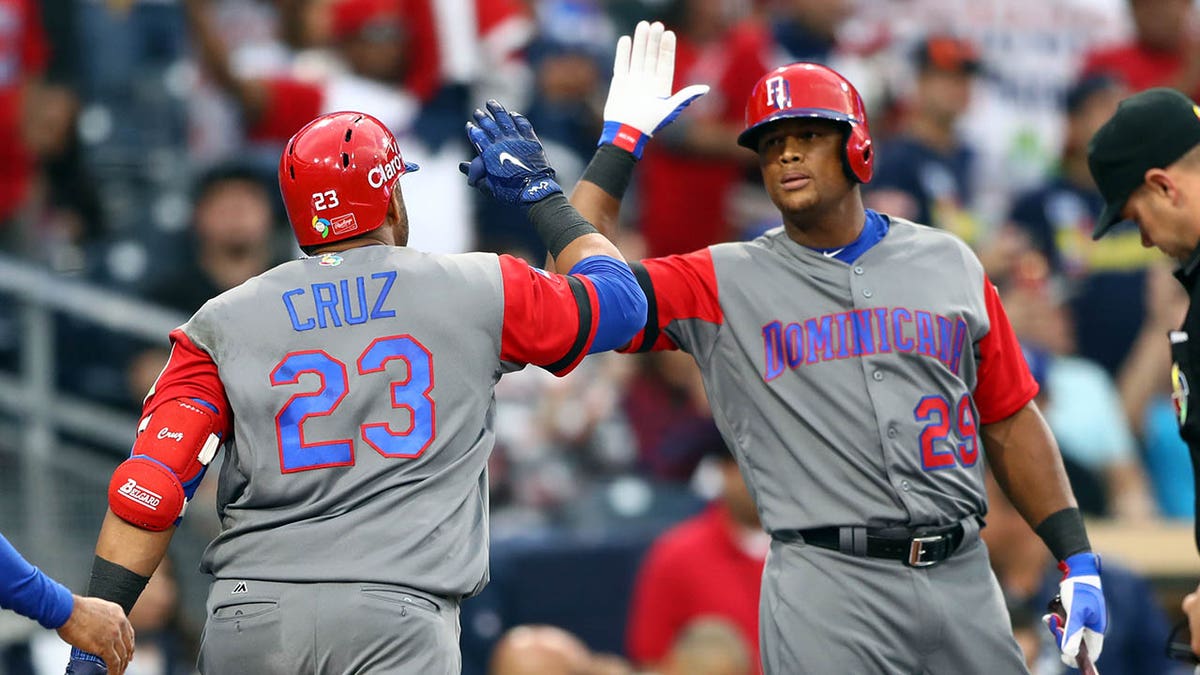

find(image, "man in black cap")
[1089,85,1200,656]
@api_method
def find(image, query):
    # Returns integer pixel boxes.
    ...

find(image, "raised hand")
[459,100,562,207]
[599,20,710,158]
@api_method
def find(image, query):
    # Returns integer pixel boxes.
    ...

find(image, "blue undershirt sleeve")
[0,533,74,629]
[569,255,648,354]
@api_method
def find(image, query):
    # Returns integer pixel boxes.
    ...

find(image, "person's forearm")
[983,402,1081,545]
[94,510,173,578]
[569,144,637,242]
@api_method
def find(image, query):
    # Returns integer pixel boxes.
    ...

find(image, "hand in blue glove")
[66,648,109,674]
[459,100,562,207]
[1042,552,1106,667]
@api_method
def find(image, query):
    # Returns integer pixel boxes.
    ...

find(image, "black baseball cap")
[1089,87,1200,239]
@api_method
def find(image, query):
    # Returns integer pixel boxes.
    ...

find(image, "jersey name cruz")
[281,271,398,331]
[762,306,969,381]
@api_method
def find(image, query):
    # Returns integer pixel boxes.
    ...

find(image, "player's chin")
[770,188,818,216]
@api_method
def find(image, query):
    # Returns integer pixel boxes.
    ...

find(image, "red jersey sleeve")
[247,78,323,142]
[498,254,600,376]
[622,249,723,353]
[144,329,233,436]
[974,277,1039,425]
[626,540,689,665]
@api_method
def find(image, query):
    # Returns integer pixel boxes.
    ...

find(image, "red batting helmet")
[279,111,419,248]
[738,63,874,183]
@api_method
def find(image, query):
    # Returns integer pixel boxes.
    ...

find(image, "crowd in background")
[2,0,1199,673]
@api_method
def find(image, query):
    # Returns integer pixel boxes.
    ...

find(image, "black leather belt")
[772,523,965,568]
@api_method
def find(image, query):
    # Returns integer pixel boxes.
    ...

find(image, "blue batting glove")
[1042,552,1106,667]
[460,100,561,206]
[65,648,107,674]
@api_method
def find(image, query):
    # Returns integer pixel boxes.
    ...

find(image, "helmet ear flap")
[844,124,873,183]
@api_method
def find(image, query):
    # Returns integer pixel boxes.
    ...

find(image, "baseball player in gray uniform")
[543,22,1107,674]
[64,104,652,674]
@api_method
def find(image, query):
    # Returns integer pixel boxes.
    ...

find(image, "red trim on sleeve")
[144,329,232,435]
[974,277,1039,425]
[248,79,323,142]
[497,255,597,374]
[622,249,723,353]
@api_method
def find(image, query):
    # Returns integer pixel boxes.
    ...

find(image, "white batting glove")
[599,20,709,159]
[1043,552,1107,667]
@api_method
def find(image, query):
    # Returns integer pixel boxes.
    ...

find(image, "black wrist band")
[1034,507,1092,561]
[581,144,637,199]
[527,192,599,258]
[86,556,150,615]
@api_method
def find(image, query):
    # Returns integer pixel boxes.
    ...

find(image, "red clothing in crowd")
[1082,42,1198,99]
[250,0,530,142]
[626,502,766,671]
[0,0,47,224]
[635,23,767,257]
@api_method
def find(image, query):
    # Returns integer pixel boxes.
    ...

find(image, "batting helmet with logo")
[279,111,419,248]
[737,63,874,183]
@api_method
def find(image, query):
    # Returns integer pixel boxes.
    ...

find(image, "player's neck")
[782,194,867,249]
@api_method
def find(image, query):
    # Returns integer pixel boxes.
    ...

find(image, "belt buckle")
[907,534,944,567]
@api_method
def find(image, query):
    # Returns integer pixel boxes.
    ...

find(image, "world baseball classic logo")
[765,76,792,110]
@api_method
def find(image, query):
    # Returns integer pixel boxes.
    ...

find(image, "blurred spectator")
[143,163,283,315]
[1002,251,1157,520]
[633,0,764,256]
[982,470,1181,675]
[1117,263,1195,519]
[1082,0,1200,99]
[489,624,631,675]
[1008,74,1159,375]
[475,0,613,256]
[626,434,766,673]
[489,352,638,533]
[851,1,1128,222]
[763,0,855,64]
[185,0,533,254]
[865,36,986,246]
[621,350,713,481]
[0,0,49,250]
[659,617,753,675]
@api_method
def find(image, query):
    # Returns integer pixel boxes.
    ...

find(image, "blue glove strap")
[69,648,105,664]
[1063,552,1100,576]
[598,122,650,160]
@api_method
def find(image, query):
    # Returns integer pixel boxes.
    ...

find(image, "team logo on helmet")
[765,76,792,111]
[368,153,406,189]
[1173,362,1189,425]
[312,216,332,238]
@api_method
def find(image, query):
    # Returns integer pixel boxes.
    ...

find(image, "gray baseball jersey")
[626,210,1036,673]
[145,245,604,599]
[625,213,1036,533]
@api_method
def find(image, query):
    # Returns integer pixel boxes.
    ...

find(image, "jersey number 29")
[913,393,978,471]
[270,334,435,473]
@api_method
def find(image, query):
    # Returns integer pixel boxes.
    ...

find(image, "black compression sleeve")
[527,193,599,258]
[1033,507,1092,561]
[86,556,150,615]
[580,144,637,199]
